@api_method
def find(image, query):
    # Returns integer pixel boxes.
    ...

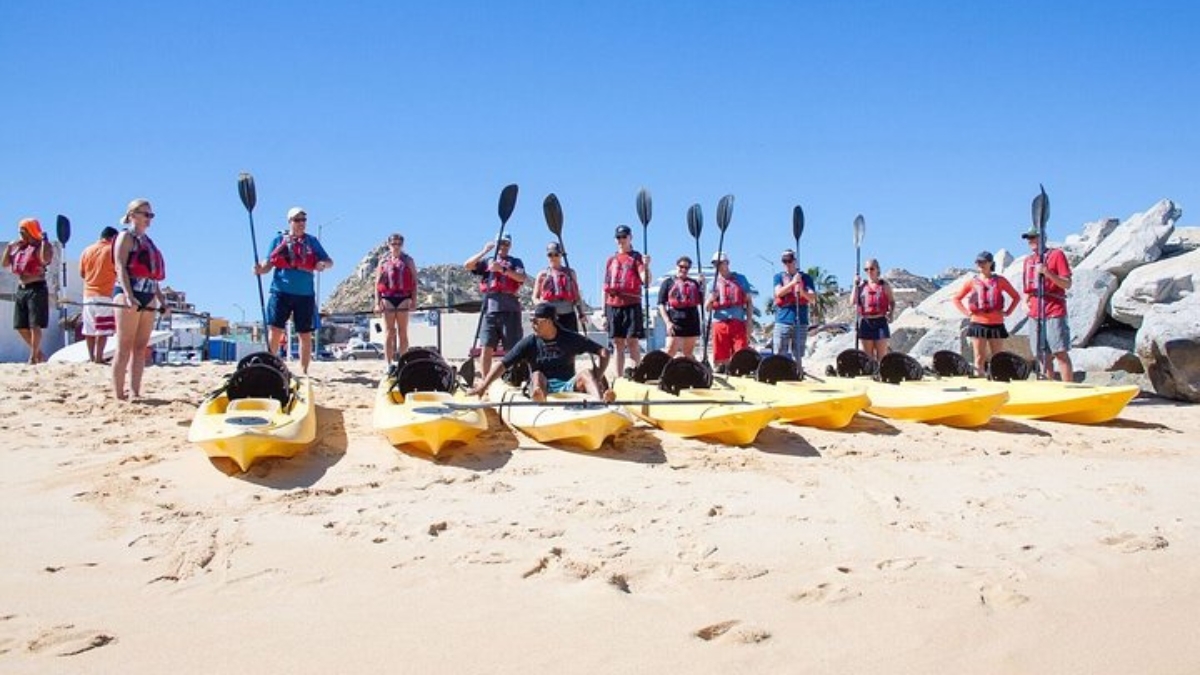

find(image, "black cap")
[546,242,563,254]
[975,250,994,264]
[532,303,558,320]
[100,226,119,240]
[614,225,632,237]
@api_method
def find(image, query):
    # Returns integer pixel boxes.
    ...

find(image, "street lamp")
[314,215,342,354]
[232,303,246,323]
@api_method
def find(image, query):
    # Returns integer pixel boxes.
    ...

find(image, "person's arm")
[374,262,385,312]
[1002,277,1020,316]
[639,254,651,285]
[884,282,896,321]
[0,242,14,268]
[113,233,136,306]
[254,236,279,275]
[951,281,971,317]
[801,274,817,304]
[39,237,53,264]
[464,241,495,270]
[469,360,508,397]
[405,256,418,308]
[1042,252,1072,290]
[504,259,527,284]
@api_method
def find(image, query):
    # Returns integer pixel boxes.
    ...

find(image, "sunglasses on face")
[292,217,307,223]
[389,240,403,245]
[615,234,629,240]
[864,266,877,271]
[781,258,795,264]
[547,252,561,257]
[678,265,691,270]
[135,211,155,219]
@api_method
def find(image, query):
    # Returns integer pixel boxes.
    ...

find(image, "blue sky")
[3,1,1197,320]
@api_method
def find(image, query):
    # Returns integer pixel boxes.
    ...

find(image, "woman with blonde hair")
[374,233,418,362]
[111,198,169,400]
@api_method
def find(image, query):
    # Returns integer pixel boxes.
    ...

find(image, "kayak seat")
[836,349,879,378]
[658,356,713,395]
[397,347,443,369]
[226,397,282,416]
[397,359,457,396]
[933,350,974,377]
[226,364,292,407]
[727,348,762,377]
[237,351,291,378]
[878,352,925,384]
[756,354,801,384]
[989,351,1032,382]
[632,350,672,383]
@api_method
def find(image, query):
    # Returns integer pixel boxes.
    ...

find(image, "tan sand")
[1,360,1198,674]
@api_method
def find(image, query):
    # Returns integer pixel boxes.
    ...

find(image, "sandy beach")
[2,359,1198,674]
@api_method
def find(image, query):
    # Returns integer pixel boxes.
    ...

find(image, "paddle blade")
[853,214,866,247]
[636,187,652,227]
[55,215,71,245]
[792,206,805,242]
[1032,184,1050,229]
[237,173,257,212]
[686,203,703,239]
[716,194,734,232]
[499,184,519,225]
[543,193,564,236]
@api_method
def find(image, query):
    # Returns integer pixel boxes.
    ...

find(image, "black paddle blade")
[686,204,703,239]
[853,214,866,247]
[237,173,257,212]
[499,184,519,225]
[792,206,805,242]
[636,187,652,227]
[716,195,734,232]
[56,215,71,245]
[1032,184,1050,229]
[543,193,564,236]
[458,360,476,387]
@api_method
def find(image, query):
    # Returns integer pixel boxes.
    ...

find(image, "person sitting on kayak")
[468,303,615,403]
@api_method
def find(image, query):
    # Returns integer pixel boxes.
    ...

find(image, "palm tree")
[805,266,840,325]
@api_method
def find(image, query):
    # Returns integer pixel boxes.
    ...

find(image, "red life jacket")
[540,267,577,302]
[269,234,319,272]
[604,251,643,298]
[667,277,701,309]
[858,280,890,315]
[774,272,811,308]
[479,255,522,295]
[376,254,416,295]
[968,276,1005,313]
[1022,252,1066,301]
[125,232,166,281]
[9,242,45,276]
[712,274,747,310]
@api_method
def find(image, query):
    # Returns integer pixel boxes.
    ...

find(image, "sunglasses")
[864,266,878,271]
[678,264,691,270]
[781,258,795,264]
[615,234,630,239]
[292,217,307,222]
[135,211,156,219]
[547,252,561,257]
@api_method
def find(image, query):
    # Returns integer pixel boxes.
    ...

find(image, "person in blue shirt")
[253,207,333,374]
[706,252,755,373]
[772,249,817,373]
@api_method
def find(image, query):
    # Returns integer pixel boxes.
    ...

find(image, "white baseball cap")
[287,207,307,221]
[711,252,729,263]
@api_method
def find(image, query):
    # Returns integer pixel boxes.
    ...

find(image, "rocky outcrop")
[1070,346,1144,374]
[1135,295,1200,403]
[1061,217,1119,264]
[1162,226,1200,257]
[1076,200,1180,280]
[1108,248,1200,328]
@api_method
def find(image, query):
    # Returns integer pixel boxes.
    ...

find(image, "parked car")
[338,342,385,360]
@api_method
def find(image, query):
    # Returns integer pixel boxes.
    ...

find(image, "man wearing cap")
[603,224,650,377]
[78,226,120,363]
[253,207,334,374]
[533,241,584,333]
[952,250,1020,376]
[707,252,754,373]
[2,218,54,363]
[465,233,527,378]
[1021,225,1074,381]
[772,249,817,371]
[468,303,613,403]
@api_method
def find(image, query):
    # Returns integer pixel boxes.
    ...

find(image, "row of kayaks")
[188,348,1140,471]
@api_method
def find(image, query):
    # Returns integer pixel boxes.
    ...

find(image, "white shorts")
[82,297,116,336]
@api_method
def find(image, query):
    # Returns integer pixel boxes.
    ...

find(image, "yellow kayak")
[372,379,488,455]
[927,378,1139,424]
[865,380,1009,428]
[486,379,632,451]
[189,368,317,472]
[719,376,870,430]
[613,377,776,445]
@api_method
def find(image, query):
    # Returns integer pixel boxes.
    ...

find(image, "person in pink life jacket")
[464,233,527,379]
[1021,225,1074,381]
[952,251,1020,376]
[657,255,704,358]
[603,224,650,378]
[533,241,584,333]
[706,252,754,374]
[852,257,895,365]
[374,233,419,363]
[111,199,170,400]
[772,249,817,373]
[2,218,54,363]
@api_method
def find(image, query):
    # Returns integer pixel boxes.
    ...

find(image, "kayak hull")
[188,377,317,472]
[723,377,870,429]
[372,382,488,455]
[613,378,777,445]
[487,380,632,451]
[933,378,1139,424]
[865,381,1009,428]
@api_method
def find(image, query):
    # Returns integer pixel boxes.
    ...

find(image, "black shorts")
[966,322,1009,339]
[858,316,890,341]
[481,311,523,350]
[380,294,412,307]
[268,292,316,333]
[555,311,580,333]
[606,304,645,339]
[666,307,701,338]
[13,281,49,330]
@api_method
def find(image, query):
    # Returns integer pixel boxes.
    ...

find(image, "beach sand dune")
[2,361,1198,674]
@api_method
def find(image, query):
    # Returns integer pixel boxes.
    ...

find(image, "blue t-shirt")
[268,233,331,297]
[710,272,753,322]
[773,271,815,326]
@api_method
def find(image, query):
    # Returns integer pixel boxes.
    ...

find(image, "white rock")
[1061,217,1119,264]
[1109,248,1200,328]
[1076,199,1180,280]
[1069,346,1143,374]
[1135,294,1200,403]
[1162,226,1200,256]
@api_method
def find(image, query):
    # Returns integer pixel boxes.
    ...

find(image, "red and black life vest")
[858,280,890,315]
[712,274,747,310]
[269,234,319,272]
[125,232,166,281]
[775,272,811,308]
[479,255,522,295]
[1022,252,1066,302]
[9,242,45,276]
[604,251,643,297]
[540,267,577,302]
[377,254,416,295]
[968,275,1005,313]
[667,277,702,309]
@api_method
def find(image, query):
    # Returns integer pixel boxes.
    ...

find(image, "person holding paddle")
[111,199,170,400]
[706,252,754,374]
[78,226,119,363]
[2,218,54,363]
[468,303,613,403]
[1021,225,1074,381]
[657,255,703,358]
[533,242,584,333]
[952,251,1019,376]
[772,248,816,371]
[374,233,418,362]
[853,257,895,365]
[465,233,527,379]
[253,207,333,375]
[603,225,650,378]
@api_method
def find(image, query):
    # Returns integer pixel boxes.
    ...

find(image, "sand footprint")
[26,624,116,657]
[978,583,1030,609]
[1100,532,1169,553]
[875,557,925,572]
[694,620,771,644]
[789,582,861,605]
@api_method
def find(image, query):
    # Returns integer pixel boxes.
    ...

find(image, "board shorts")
[666,307,701,338]
[13,281,49,330]
[858,316,891,341]
[481,311,522,350]
[606,304,645,339]
[966,322,1008,339]
[380,294,413,309]
[82,297,116,336]
[546,376,577,394]
[713,319,748,362]
[554,311,580,334]
[774,322,809,361]
[268,291,316,333]
[1033,316,1071,354]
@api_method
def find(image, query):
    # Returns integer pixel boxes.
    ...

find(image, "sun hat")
[287,207,307,221]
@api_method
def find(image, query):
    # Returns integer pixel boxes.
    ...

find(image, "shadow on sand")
[753,426,821,458]
[211,405,348,488]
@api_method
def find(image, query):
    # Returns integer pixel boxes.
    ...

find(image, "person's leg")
[16,329,35,360]
[794,324,808,374]
[773,322,789,358]
[612,337,629,376]
[94,335,108,363]
[382,315,397,363]
[129,311,155,397]
[111,307,140,399]
[679,336,697,359]
[970,336,987,375]
[85,336,98,362]
[396,310,410,356]
[298,332,313,374]
[985,337,1005,373]
[28,327,43,363]
[529,371,548,402]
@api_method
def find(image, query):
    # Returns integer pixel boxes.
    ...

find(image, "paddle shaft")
[445,397,754,410]
[246,211,269,349]
[854,245,861,350]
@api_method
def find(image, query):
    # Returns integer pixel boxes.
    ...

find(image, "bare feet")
[530,387,547,402]
[602,388,616,403]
